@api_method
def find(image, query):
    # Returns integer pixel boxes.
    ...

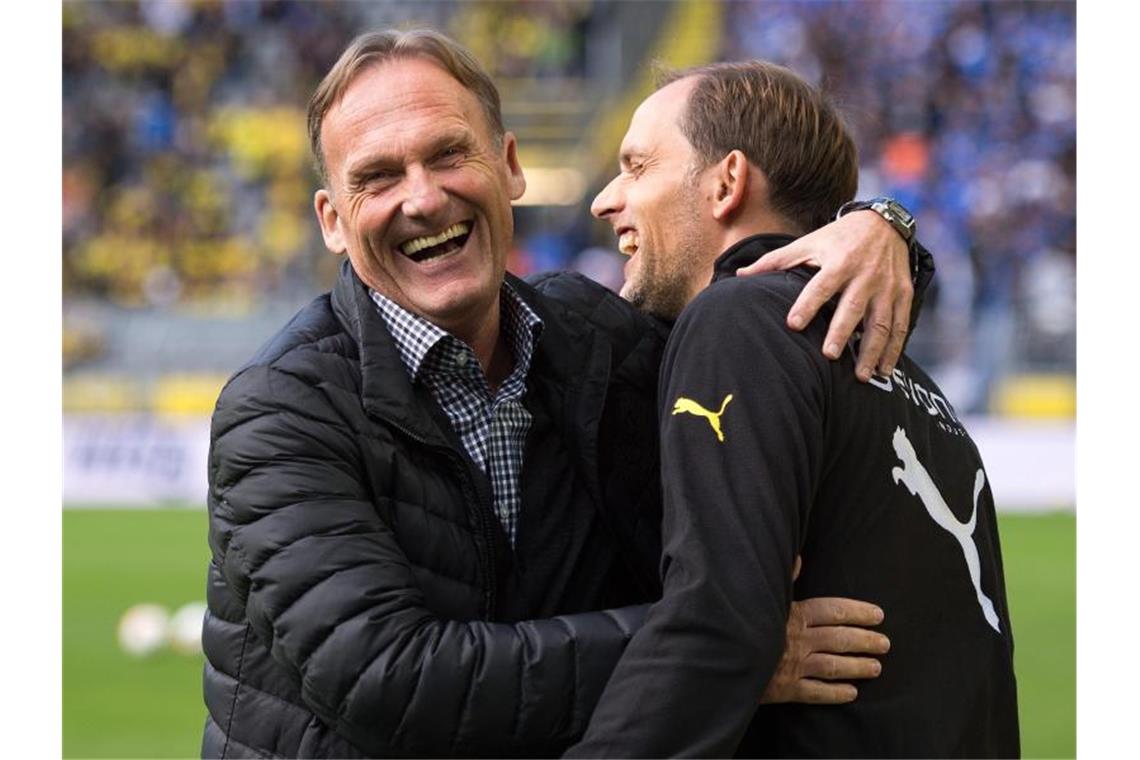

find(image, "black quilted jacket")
[201,262,666,758]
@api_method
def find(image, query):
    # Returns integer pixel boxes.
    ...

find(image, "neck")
[716,206,801,255]
[483,333,513,394]
[450,292,511,390]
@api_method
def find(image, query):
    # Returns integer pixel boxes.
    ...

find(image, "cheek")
[632,187,665,226]
[351,199,394,238]
[650,194,681,242]
[476,185,515,237]
[342,189,372,219]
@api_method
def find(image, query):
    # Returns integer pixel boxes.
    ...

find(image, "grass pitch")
[62,509,1075,758]
[1000,511,1077,758]
[63,509,210,758]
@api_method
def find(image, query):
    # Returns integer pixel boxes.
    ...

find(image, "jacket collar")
[710,233,799,282]
[329,260,605,447]
[329,260,442,442]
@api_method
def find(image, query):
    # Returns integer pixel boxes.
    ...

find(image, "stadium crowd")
[63,0,597,312]
[62,0,1074,411]
[721,1,1075,410]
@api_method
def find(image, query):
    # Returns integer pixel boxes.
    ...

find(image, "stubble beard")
[630,183,708,321]
[630,260,692,321]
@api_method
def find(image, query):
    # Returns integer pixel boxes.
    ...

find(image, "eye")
[353,171,397,192]
[434,146,465,165]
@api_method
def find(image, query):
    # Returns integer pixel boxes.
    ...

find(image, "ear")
[710,149,751,222]
[502,132,527,201]
[314,189,346,255]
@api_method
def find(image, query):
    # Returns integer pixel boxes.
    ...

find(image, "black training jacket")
[201,261,666,758]
[568,234,1019,758]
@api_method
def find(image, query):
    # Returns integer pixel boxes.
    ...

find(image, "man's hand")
[760,596,890,705]
[737,210,913,382]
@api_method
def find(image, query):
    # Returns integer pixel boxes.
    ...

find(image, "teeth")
[618,230,639,255]
[401,222,471,256]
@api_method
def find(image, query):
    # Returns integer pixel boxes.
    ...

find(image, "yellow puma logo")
[672,394,734,443]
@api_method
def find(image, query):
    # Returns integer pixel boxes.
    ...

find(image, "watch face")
[885,200,915,226]
[873,199,916,239]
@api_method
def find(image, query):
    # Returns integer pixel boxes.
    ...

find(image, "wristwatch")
[837,197,917,247]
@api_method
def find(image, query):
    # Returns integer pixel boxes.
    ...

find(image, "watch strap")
[837,197,917,245]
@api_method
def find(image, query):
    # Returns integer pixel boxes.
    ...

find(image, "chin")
[619,280,639,304]
[420,287,496,328]
[624,292,651,315]
[636,288,687,321]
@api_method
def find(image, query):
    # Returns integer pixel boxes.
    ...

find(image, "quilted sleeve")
[208,362,646,758]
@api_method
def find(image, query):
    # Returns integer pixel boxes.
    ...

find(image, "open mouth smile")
[399,221,473,263]
[617,227,639,256]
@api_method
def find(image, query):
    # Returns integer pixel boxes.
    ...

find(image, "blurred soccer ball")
[168,601,208,656]
[117,603,170,657]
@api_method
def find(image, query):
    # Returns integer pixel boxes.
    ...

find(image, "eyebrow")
[346,130,475,183]
[345,155,401,185]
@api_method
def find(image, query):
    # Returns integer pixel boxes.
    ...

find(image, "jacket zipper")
[382,417,498,619]
[444,453,497,618]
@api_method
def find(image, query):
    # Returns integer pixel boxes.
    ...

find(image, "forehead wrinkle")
[628,81,695,147]
[339,57,468,112]
[325,60,488,177]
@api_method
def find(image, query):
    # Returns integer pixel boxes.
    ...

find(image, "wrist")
[838,197,927,285]
[837,197,916,248]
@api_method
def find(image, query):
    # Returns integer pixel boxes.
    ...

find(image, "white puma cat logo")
[890,426,1001,633]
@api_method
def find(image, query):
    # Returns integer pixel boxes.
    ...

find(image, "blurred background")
[61,1,1075,757]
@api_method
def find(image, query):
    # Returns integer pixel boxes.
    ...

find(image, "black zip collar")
[710,233,799,283]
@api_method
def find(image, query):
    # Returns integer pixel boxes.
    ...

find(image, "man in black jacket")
[204,31,928,758]
[568,60,1019,758]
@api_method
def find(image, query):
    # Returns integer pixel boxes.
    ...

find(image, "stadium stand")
[63,0,1074,420]
[720,1,1075,414]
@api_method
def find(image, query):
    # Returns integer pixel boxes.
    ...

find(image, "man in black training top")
[567,61,1019,758]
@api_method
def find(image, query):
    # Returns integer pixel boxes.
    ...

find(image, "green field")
[63,509,1076,758]
[1000,512,1077,758]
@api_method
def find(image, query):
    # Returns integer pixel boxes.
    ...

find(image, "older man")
[568,61,1019,758]
[203,31,924,758]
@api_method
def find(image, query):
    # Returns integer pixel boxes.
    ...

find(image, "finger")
[792,554,803,582]
[787,270,845,333]
[877,286,913,376]
[782,678,858,705]
[736,241,812,277]
[805,625,891,656]
[854,298,893,382]
[802,653,883,681]
[819,282,871,358]
[798,596,885,627]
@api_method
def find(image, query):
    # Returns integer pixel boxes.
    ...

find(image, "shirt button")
[455,353,469,368]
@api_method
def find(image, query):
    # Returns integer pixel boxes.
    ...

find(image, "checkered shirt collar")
[368,282,544,387]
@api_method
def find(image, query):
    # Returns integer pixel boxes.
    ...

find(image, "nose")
[591,175,622,219]
[401,164,448,220]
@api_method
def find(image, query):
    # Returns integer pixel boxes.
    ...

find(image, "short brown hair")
[307,29,506,186]
[658,61,858,233]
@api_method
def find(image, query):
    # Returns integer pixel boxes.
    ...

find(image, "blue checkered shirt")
[369,284,543,546]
